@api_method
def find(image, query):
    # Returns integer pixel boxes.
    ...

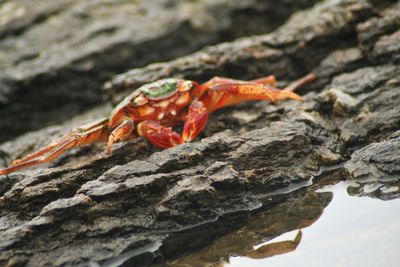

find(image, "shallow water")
[227,182,400,267]
[160,180,400,267]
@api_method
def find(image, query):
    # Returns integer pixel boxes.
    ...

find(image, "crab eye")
[180,81,193,92]
[132,94,148,106]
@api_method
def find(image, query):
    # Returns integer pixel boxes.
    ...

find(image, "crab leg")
[137,120,182,148]
[106,119,135,155]
[201,83,301,112]
[202,75,276,87]
[201,73,316,112]
[203,73,316,91]
[250,75,277,85]
[283,73,316,92]
[0,118,110,175]
[137,100,208,148]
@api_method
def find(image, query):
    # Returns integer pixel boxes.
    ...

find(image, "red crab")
[0,73,315,175]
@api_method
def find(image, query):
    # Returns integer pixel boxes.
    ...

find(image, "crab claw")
[182,100,208,142]
[137,120,183,149]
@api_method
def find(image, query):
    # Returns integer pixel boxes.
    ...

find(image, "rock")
[313,47,366,88]
[0,0,319,142]
[345,136,400,200]
[357,0,400,60]
[0,115,337,266]
[318,63,400,145]
[322,88,360,116]
[345,137,400,179]
[105,0,375,102]
[0,0,400,266]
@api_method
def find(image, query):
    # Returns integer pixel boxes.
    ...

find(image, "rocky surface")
[345,134,400,200]
[0,0,318,142]
[0,0,399,266]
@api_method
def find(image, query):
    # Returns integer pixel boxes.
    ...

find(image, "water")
[149,179,400,267]
[227,182,400,267]
[102,241,162,267]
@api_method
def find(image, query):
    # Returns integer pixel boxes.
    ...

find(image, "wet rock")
[345,136,400,200]
[345,137,400,179]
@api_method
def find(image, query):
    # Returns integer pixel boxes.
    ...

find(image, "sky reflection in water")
[228,182,400,267]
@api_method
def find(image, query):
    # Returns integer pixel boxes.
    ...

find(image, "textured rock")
[0,0,318,142]
[344,136,400,200]
[0,0,399,266]
[105,1,375,102]
[346,136,400,179]
[320,64,400,144]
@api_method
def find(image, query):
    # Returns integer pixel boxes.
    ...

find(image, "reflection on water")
[160,189,333,267]
[228,182,400,267]
[347,178,400,200]
[163,181,400,267]
[244,230,302,260]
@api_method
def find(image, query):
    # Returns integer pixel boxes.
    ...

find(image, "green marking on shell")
[140,79,179,99]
